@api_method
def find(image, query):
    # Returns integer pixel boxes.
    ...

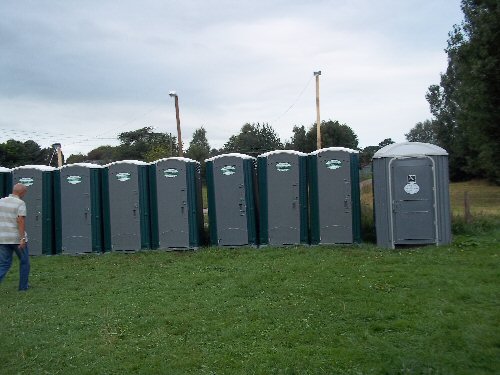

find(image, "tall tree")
[186,126,211,179]
[426,0,500,183]
[66,153,87,164]
[405,120,439,144]
[223,123,283,157]
[286,120,358,153]
[117,126,177,161]
[359,138,395,167]
[305,120,359,152]
[87,145,120,164]
[186,127,211,163]
[0,139,52,168]
[285,125,308,152]
[68,127,178,164]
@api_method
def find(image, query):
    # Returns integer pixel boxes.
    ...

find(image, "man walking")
[0,183,30,291]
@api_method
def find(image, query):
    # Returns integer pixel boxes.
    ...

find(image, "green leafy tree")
[186,127,211,179]
[186,127,211,163]
[116,126,177,161]
[285,120,358,153]
[0,139,52,168]
[305,120,359,152]
[66,153,87,164]
[359,139,395,167]
[359,146,379,167]
[285,125,308,152]
[144,145,173,163]
[87,145,120,164]
[69,127,178,164]
[425,0,500,183]
[378,138,395,148]
[405,120,439,144]
[0,140,25,167]
[223,123,283,157]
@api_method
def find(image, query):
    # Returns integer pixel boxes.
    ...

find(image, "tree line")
[1,120,391,171]
[66,120,367,165]
[0,140,61,168]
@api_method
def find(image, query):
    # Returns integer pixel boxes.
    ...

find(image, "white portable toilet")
[372,142,452,248]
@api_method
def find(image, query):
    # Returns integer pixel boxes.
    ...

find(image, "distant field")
[360,179,500,217]
[449,180,500,216]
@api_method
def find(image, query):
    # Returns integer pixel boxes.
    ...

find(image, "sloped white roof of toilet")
[373,142,448,158]
[11,165,57,171]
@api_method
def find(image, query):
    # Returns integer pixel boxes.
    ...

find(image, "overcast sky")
[0,0,463,156]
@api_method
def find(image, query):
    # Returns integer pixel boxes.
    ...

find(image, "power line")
[0,103,166,147]
[269,75,314,125]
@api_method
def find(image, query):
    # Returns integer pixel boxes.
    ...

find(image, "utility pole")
[314,71,322,150]
[52,143,63,167]
[169,91,183,157]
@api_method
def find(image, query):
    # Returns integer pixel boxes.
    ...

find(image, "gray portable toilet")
[0,167,12,198]
[105,160,152,251]
[257,150,308,246]
[372,142,451,248]
[308,147,361,245]
[150,157,204,249]
[55,163,106,254]
[11,165,57,255]
[205,153,258,247]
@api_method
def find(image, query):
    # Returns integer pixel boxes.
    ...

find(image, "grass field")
[1,180,499,374]
[1,228,499,374]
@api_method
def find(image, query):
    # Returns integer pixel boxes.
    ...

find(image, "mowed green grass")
[1,229,499,374]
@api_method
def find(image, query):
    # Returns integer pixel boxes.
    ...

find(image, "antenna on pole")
[314,71,322,150]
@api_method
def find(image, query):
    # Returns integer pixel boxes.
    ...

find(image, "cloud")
[0,0,463,156]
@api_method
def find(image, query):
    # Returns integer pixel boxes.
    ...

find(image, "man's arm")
[17,215,26,249]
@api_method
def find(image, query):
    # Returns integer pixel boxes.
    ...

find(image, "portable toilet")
[0,167,12,198]
[11,165,57,255]
[55,163,107,254]
[205,153,258,247]
[257,150,308,246]
[105,160,151,251]
[372,142,451,248]
[308,147,361,244]
[149,157,204,249]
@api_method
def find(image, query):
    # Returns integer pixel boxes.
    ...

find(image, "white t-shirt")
[0,194,27,244]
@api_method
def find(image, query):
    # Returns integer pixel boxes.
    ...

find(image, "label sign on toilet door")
[404,174,419,194]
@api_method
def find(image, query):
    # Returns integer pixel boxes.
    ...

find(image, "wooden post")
[314,71,321,150]
[56,146,63,167]
[174,95,183,157]
[52,143,63,167]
